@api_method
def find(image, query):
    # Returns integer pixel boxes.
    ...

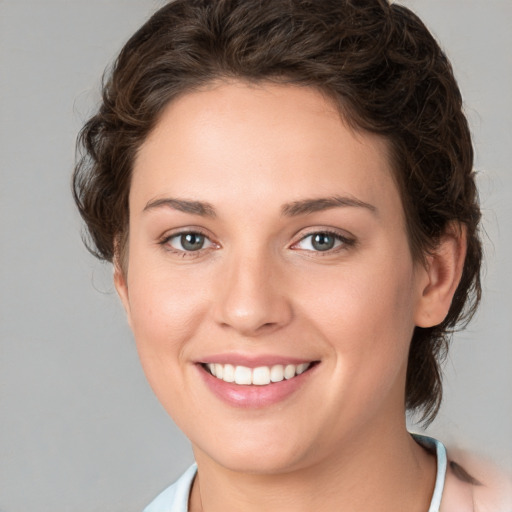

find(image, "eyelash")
[158,229,217,258]
[158,229,355,257]
[291,229,356,254]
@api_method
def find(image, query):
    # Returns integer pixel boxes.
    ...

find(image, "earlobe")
[414,223,467,328]
[113,262,132,328]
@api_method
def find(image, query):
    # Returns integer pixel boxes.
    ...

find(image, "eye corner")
[158,228,220,256]
[291,229,356,254]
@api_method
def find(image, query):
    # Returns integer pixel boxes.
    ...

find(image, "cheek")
[124,266,210,422]
[301,254,417,383]
[303,257,416,340]
[125,256,209,365]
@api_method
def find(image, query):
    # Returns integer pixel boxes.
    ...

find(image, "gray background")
[0,1,510,511]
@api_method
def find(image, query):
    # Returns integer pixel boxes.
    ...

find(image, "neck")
[189,421,436,512]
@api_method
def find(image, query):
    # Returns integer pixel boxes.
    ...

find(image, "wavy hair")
[73,0,482,423]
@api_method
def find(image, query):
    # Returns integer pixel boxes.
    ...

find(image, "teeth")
[270,364,284,382]
[205,362,312,386]
[223,364,235,382]
[296,363,308,375]
[234,366,252,385]
[252,366,270,386]
[214,363,223,379]
[284,364,296,380]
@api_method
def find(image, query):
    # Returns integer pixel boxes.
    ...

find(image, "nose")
[212,251,293,337]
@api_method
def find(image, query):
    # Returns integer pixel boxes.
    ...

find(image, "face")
[116,81,431,474]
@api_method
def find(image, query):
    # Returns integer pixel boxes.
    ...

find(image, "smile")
[203,362,313,386]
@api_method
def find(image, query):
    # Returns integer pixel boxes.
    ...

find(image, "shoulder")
[143,464,197,512]
[441,447,512,512]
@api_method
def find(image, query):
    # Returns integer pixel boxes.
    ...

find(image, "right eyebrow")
[143,197,217,218]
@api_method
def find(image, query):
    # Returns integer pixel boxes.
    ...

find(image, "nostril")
[212,268,294,335]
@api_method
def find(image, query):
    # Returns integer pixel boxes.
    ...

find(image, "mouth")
[201,361,318,386]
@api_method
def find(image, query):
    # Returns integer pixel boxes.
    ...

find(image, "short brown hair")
[73,0,482,423]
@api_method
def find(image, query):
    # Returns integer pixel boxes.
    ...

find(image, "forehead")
[131,81,400,219]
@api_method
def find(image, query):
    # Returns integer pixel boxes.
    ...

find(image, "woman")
[73,0,511,510]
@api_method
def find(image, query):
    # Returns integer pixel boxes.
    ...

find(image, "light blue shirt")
[144,434,447,512]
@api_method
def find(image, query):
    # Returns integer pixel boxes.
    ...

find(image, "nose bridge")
[213,242,292,335]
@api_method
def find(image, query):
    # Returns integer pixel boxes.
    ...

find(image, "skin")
[115,81,466,511]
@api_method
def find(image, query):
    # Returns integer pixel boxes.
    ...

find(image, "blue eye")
[295,232,349,252]
[167,232,213,252]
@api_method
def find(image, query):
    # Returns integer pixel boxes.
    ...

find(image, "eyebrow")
[281,195,377,216]
[142,194,376,218]
[143,198,217,217]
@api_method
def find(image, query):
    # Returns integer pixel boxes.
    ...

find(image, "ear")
[113,260,133,329]
[414,223,467,328]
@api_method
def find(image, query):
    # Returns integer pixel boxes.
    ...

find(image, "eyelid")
[290,228,356,252]
[158,227,220,255]
[157,226,354,255]
[169,233,214,251]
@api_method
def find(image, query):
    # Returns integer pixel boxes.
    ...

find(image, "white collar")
[144,435,447,512]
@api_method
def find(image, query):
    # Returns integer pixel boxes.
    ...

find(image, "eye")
[294,231,351,252]
[166,232,214,252]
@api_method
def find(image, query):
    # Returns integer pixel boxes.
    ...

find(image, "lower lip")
[197,364,317,408]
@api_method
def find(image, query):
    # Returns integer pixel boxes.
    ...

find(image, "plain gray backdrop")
[1,1,511,511]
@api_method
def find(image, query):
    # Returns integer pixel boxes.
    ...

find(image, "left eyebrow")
[281,195,377,216]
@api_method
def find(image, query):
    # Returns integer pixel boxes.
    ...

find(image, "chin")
[193,430,314,475]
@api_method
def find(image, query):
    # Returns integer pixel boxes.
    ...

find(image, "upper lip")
[197,353,318,368]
